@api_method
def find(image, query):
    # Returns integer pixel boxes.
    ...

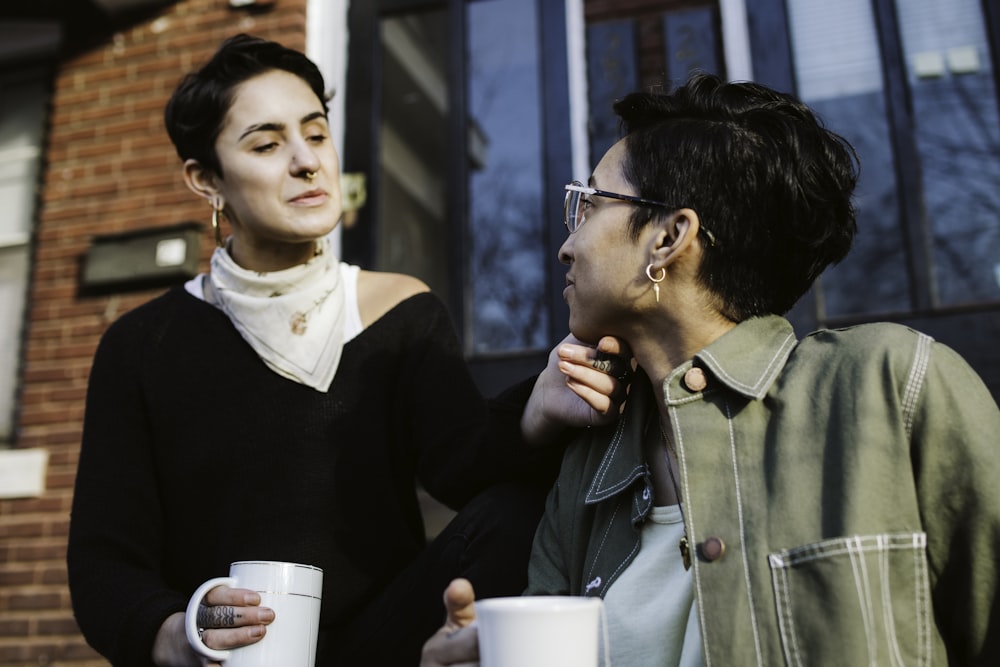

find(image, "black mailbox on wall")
[81,222,203,295]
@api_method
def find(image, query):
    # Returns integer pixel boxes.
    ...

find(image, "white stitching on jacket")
[727,399,765,666]
[847,536,878,666]
[901,334,932,439]
[879,534,906,667]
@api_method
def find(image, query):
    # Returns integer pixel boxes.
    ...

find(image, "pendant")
[679,536,692,570]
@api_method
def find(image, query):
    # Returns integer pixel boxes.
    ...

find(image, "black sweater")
[68,287,552,665]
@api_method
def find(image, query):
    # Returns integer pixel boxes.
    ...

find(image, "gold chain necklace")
[659,422,692,570]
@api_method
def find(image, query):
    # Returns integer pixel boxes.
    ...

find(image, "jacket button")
[683,367,708,392]
[700,536,726,562]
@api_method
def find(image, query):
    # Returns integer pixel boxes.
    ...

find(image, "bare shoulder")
[356,270,431,328]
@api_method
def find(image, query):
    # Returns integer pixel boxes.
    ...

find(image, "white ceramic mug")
[185,560,323,666]
[475,595,607,667]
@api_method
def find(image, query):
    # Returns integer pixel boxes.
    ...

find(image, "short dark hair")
[613,73,858,320]
[164,33,330,177]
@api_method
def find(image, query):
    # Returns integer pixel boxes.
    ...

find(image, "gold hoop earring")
[211,204,224,248]
[645,263,666,303]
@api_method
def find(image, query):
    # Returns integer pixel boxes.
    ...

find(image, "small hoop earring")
[645,263,665,303]
[211,204,224,248]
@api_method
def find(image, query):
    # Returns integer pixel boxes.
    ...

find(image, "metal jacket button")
[700,536,726,562]
[683,367,708,392]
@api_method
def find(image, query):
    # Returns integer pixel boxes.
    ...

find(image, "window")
[466,0,550,354]
[787,0,1000,319]
[0,66,48,446]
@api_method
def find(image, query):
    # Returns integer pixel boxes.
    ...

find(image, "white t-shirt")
[602,504,705,666]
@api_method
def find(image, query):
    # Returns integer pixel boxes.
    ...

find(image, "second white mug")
[475,595,606,667]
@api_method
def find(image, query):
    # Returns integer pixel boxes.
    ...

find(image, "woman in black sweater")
[67,34,627,666]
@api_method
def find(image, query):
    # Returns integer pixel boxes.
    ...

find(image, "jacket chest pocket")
[768,533,932,667]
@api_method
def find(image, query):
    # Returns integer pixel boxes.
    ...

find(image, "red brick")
[0,617,30,637]
[37,614,82,636]
[7,592,62,611]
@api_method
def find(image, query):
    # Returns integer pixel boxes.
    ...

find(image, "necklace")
[659,422,692,570]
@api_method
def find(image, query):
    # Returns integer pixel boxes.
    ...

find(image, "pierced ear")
[182,159,220,204]
[649,208,702,267]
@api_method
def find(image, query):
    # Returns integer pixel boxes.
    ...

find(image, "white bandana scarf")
[206,237,345,392]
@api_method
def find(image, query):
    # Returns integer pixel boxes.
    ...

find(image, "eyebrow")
[238,111,328,141]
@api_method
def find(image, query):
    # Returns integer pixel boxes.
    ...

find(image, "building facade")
[0,0,997,662]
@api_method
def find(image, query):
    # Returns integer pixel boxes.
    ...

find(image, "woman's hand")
[152,586,274,666]
[521,334,633,444]
[420,578,480,667]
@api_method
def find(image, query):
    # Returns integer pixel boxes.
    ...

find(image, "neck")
[628,304,735,408]
[228,237,321,273]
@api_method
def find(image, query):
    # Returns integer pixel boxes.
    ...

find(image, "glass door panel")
[786,0,911,318]
[466,0,549,354]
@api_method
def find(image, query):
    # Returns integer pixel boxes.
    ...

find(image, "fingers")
[199,623,267,652]
[558,353,629,407]
[558,338,633,381]
[203,585,260,608]
[420,623,480,667]
[554,336,633,421]
[420,579,480,667]
[442,578,477,630]
[196,600,274,629]
[197,586,274,653]
[596,335,633,362]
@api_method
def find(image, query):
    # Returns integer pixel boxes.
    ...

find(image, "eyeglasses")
[563,181,716,246]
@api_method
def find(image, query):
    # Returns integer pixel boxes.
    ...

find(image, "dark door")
[343,0,574,396]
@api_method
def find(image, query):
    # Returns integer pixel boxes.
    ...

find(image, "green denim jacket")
[527,315,1000,665]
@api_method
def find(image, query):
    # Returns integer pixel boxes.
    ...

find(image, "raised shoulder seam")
[902,333,933,440]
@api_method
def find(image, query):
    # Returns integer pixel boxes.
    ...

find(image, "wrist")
[152,612,199,667]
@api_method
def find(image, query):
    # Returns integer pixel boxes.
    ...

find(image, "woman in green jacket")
[422,73,1000,666]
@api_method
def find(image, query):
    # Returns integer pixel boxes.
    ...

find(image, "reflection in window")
[0,68,47,444]
[466,0,548,354]
[786,0,910,317]
[895,0,1000,306]
[377,11,451,304]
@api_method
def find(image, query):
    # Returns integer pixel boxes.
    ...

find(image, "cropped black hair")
[164,34,330,177]
[613,73,859,320]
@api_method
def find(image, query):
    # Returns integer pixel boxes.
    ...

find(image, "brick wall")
[0,0,308,663]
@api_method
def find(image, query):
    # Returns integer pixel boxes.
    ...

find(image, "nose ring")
[304,171,317,182]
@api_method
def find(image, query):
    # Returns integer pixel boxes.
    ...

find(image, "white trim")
[565,0,590,180]
[307,0,349,259]
[0,448,47,498]
[0,146,41,163]
[719,0,754,82]
[0,233,30,249]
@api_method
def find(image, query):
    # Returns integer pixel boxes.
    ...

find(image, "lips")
[290,189,328,205]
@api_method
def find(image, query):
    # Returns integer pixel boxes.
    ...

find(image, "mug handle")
[185,576,238,662]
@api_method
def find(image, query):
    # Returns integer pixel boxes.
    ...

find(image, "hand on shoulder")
[356,270,431,328]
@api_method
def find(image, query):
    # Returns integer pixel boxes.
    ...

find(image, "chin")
[567,318,600,346]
